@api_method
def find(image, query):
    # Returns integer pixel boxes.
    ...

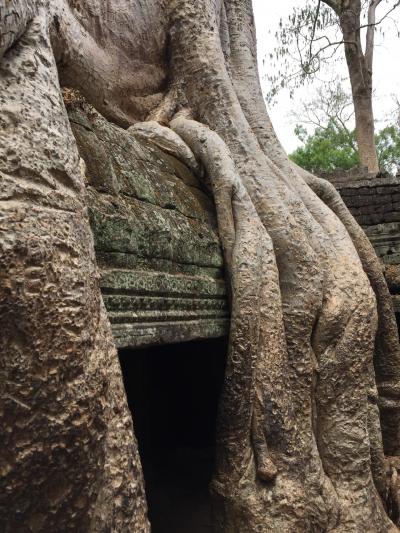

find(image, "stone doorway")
[119,337,228,533]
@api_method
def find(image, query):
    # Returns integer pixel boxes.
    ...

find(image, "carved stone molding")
[67,100,229,348]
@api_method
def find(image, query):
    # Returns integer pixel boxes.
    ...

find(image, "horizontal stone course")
[111,319,229,349]
[69,103,228,348]
[322,170,400,309]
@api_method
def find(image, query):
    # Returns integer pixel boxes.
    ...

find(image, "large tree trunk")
[0,4,149,532]
[339,1,380,173]
[1,0,400,531]
[352,88,379,173]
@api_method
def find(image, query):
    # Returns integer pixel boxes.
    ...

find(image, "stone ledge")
[111,319,230,348]
[101,269,229,347]
[100,269,227,297]
[319,167,400,189]
[68,103,230,349]
[332,175,400,190]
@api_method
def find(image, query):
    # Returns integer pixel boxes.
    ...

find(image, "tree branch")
[321,0,339,14]
[305,39,355,73]
[365,0,382,72]
[360,0,400,30]
[308,0,322,61]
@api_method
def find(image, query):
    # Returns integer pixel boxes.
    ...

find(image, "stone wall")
[321,170,400,313]
[67,103,229,349]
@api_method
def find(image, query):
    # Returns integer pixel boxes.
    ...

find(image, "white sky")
[252,0,400,153]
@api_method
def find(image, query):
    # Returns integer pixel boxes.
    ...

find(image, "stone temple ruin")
[320,168,400,320]
[2,2,400,529]
[68,99,229,531]
[66,98,400,531]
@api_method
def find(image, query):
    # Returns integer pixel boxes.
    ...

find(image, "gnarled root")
[302,169,400,454]
[170,116,283,486]
[129,119,202,178]
[165,1,398,529]
[0,8,149,532]
[168,111,393,530]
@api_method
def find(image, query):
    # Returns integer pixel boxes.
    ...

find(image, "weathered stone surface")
[319,166,393,187]
[67,102,229,348]
[328,174,400,229]
[323,172,400,311]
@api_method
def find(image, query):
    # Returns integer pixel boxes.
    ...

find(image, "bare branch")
[365,0,381,72]
[305,39,355,73]
[360,0,400,30]
[308,0,322,61]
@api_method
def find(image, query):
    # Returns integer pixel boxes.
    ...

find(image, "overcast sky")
[252,0,400,153]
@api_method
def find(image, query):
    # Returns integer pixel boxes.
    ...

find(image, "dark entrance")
[119,337,228,533]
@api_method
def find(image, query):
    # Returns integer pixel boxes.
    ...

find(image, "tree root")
[3,0,400,530]
[146,85,180,124]
[0,9,149,532]
[165,0,400,527]
[166,114,391,529]
[170,116,280,484]
[128,119,202,178]
[302,168,400,455]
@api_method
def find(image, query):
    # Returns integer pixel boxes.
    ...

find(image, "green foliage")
[289,121,400,175]
[376,125,400,174]
[289,120,359,173]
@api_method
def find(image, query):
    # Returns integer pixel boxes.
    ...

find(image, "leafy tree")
[289,121,359,172]
[376,124,400,173]
[289,81,400,174]
[290,121,400,174]
[269,0,400,172]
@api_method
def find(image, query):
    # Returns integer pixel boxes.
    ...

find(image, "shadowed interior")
[119,337,228,533]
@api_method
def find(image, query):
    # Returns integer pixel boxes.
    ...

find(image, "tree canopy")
[289,121,359,172]
[267,0,400,172]
[288,81,400,174]
[268,0,400,100]
[290,121,400,174]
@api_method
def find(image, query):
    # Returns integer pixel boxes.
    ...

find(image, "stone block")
[69,104,229,348]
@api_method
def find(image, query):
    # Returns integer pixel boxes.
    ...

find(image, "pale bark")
[1,0,399,531]
[338,0,380,173]
[166,1,397,529]
[0,0,35,59]
[170,116,282,484]
[319,0,381,172]
[299,167,400,457]
[50,0,167,126]
[0,5,148,532]
[352,90,379,172]
[211,0,400,466]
